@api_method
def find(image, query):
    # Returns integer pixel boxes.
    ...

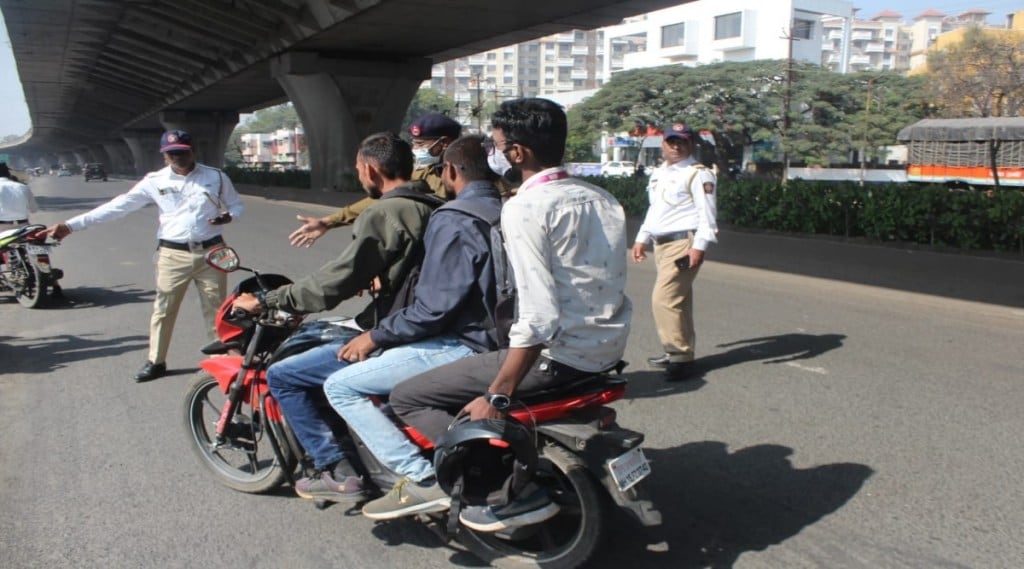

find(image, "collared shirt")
[65,164,244,242]
[502,167,632,373]
[371,181,503,353]
[0,177,38,221]
[634,157,718,251]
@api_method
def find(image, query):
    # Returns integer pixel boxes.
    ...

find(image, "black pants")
[389,349,589,443]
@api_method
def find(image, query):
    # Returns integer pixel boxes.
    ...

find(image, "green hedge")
[585,175,1024,254]
[224,167,312,189]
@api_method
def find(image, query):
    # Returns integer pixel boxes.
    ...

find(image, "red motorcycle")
[184,246,660,569]
[0,223,63,308]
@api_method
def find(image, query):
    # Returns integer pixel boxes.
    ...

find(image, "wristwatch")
[485,392,512,412]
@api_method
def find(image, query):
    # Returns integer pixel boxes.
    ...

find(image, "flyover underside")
[4,0,692,178]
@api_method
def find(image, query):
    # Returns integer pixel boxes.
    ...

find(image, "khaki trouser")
[652,235,701,361]
[149,246,227,364]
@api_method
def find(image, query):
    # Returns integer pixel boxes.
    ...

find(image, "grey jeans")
[389,349,590,443]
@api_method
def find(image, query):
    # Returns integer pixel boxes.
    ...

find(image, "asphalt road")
[2,175,1021,569]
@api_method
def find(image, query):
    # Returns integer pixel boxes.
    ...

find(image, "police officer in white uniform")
[0,163,38,225]
[47,130,244,381]
[631,123,717,378]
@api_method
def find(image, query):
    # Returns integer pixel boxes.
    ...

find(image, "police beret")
[409,113,461,140]
[663,122,695,140]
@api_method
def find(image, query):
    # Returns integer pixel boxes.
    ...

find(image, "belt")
[158,235,223,251]
[0,219,28,225]
[537,357,589,378]
[653,230,695,245]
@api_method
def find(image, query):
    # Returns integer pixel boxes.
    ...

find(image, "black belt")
[537,357,589,379]
[158,235,223,251]
[0,219,28,225]
[653,230,695,245]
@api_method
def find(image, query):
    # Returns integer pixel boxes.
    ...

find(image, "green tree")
[925,26,1024,117]
[402,88,458,133]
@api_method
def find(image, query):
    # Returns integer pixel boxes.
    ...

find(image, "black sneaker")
[294,470,366,503]
[134,361,166,382]
[459,488,561,532]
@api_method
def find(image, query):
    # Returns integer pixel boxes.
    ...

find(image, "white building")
[822,10,910,72]
[601,0,854,76]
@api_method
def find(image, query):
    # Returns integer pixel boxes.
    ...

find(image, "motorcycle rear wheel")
[11,254,47,308]
[184,371,296,493]
[458,443,605,569]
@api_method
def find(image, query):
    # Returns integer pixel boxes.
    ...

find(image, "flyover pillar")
[123,129,166,175]
[89,146,112,169]
[271,52,432,192]
[159,110,239,169]
[102,141,135,176]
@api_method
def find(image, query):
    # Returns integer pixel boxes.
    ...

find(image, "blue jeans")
[266,338,352,470]
[323,334,475,483]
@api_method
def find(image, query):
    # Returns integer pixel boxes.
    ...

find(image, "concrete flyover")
[0,0,691,190]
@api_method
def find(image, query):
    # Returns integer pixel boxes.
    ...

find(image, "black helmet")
[433,417,538,506]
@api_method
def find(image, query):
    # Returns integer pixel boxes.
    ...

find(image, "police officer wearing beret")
[631,123,718,379]
[47,130,244,382]
[288,113,460,248]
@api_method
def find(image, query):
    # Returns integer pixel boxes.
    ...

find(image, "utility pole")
[859,77,874,186]
[472,73,483,131]
[781,27,796,186]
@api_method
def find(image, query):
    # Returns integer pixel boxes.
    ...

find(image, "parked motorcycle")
[184,246,660,568]
[0,223,63,308]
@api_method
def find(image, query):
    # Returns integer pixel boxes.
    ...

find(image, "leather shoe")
[135,361,166,382]
[647,354,687,367]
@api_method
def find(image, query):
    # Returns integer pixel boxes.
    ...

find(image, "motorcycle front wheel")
[458,443,605,569]
[184,371,296,493]
[10,254,47,308]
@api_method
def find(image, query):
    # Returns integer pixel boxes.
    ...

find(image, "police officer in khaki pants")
[47,130,244,382]
[631,123,717,378]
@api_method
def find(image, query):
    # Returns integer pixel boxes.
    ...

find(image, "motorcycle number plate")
[607,447,651,492]
[25,245,49,254]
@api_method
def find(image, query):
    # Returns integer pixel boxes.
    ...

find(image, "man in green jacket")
[232,131,442,501]
[287,113,461,248]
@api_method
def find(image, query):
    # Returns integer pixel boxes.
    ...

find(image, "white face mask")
[488,149,512,176]
[413,146,441,168]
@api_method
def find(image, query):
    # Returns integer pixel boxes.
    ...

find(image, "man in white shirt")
[631,123,718,378]
[360,98,632,529]
[47,130,244,382]
[0,163,38,225]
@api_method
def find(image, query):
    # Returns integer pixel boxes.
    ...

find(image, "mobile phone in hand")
[674,255,691,270]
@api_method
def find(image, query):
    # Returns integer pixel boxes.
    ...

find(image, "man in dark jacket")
[231,132,443,503]
[320,134,504,513]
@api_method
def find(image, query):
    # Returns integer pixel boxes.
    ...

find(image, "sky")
[1,1,1022,137]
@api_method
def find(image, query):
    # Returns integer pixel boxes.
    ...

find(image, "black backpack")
[441,198,515,349]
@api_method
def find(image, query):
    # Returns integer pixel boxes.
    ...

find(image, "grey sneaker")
[459,488,561,532]
[295,470,366,503]
[361,477,451,520]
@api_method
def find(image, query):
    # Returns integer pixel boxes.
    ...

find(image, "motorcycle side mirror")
[205,246,242,273]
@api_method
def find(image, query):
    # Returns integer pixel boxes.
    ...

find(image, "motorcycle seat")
[0,224,46,246]
[516,373,628,407]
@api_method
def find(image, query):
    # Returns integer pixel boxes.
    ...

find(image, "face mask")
[413,147,440,168]
[488,149,512,177]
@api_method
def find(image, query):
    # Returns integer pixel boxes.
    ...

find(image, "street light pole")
[781,27,796,185]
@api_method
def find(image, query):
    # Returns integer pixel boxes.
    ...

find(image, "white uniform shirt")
[66,164,244,242]
[0,177,39,222]
[501,167,632,373]
[634,157,718,251]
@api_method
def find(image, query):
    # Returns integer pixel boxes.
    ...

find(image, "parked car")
[601,160,636,177]
[84,163,107,182]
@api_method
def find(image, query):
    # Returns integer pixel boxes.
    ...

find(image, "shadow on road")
[590,441,874,568]
[39,284,154,308]
[626,333,845,399]
[0,333,148,374]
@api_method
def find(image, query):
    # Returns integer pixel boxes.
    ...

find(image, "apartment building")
[428,30,604,127]
[821,10,910,72]
[600,0,854,75]
[240,127,306,171]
